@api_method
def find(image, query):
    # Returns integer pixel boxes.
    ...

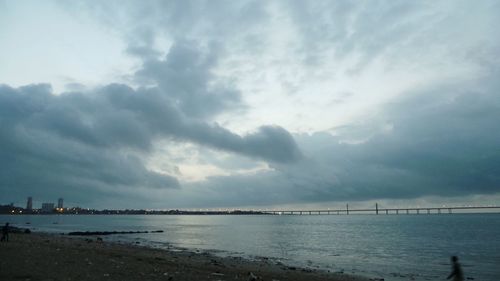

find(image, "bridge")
[261,204,500,215]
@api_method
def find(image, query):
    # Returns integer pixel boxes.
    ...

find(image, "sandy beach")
[0,232,370,281]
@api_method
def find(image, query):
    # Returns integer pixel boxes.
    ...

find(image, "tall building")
[41,203,55,213]
[58,198,64,209]
[26,197,33,211]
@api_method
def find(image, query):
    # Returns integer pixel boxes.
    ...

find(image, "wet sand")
[0,232,370,281]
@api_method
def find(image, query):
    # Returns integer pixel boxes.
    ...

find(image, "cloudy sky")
[1,0,499,209]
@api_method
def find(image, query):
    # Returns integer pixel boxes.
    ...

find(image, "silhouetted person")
[447,256,464,281]
[1,222,9,242]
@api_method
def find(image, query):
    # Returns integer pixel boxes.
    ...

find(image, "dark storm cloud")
[308,76,500,200]
[135,42,242,119]
[0,82,300,203]
[183,71,500,207]
[0,42,301,204]
[0,85,180,204]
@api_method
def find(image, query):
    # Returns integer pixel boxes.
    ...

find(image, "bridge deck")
[261,206,500,215]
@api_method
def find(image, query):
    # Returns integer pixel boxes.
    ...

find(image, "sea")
[1,213,499,281]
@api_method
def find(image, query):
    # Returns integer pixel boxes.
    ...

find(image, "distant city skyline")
[3,194,499,215]
[1,0,499,209]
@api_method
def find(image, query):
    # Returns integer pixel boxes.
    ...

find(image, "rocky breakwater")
[67,230,164,236]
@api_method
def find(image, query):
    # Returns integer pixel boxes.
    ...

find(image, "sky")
[1,0,499,209]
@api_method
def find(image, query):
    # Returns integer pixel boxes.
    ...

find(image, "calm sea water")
[1,214,499,281]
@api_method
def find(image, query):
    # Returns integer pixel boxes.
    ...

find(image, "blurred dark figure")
[1,222,9,242]
[447,256,464,281]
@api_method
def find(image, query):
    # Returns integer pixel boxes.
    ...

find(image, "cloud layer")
[0,42,301,205]
[179,71,500,207]
[1,0,499,208]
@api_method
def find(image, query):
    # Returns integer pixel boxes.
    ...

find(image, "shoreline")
[0,232,371,281]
